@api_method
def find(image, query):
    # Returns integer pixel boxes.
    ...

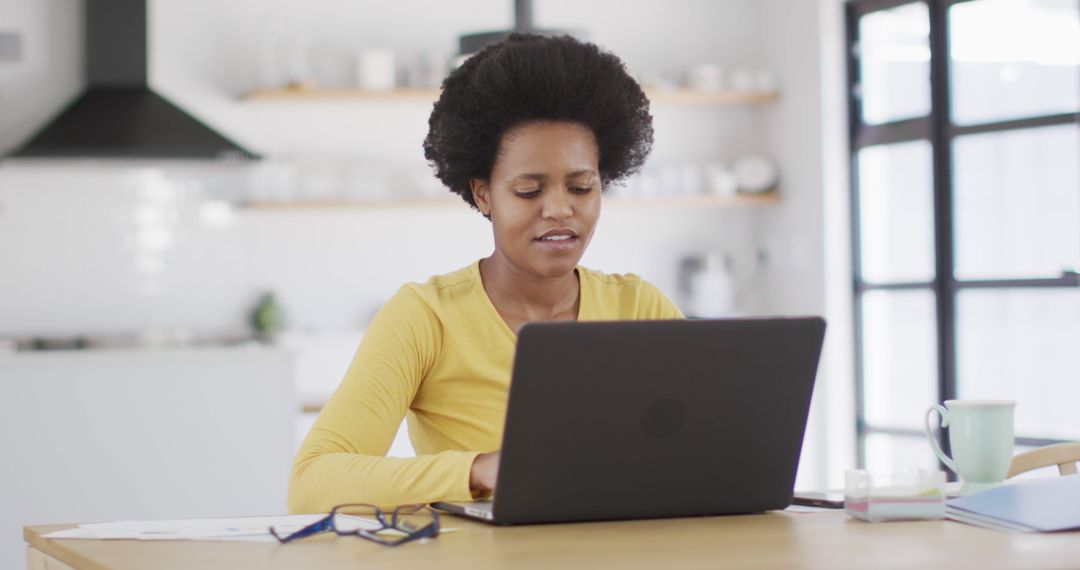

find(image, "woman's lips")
[534,235,578,252]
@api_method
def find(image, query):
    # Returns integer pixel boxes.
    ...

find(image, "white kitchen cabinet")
[0,347,294,570]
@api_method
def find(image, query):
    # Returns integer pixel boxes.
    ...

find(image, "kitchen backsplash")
[0,161,469,336]
[0,161,767,338]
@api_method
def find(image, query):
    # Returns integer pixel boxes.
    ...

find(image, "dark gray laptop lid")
[492,317,826,525]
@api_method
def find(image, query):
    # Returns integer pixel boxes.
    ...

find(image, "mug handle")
[924,404,957,474]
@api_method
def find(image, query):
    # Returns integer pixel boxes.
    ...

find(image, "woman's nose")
[542,189,573,220]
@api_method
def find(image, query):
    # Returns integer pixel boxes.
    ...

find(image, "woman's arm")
[468,450,500,493]
[288,286,482,512]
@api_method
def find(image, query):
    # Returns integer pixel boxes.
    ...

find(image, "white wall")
[754,0,836,489]
[817,0,858,490]
[0,0,82,158]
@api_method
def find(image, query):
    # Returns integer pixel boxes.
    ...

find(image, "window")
[846,0,1080,472]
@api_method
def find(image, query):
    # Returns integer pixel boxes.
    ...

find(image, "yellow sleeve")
[637,279,686,320]
[288,286,482,513]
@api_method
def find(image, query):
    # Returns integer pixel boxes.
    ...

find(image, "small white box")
[845,469,947,522]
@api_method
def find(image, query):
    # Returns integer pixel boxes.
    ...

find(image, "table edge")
[24,525,110,570]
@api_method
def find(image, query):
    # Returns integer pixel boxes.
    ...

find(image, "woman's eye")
[570,186,593,194]
[514,189,541,198]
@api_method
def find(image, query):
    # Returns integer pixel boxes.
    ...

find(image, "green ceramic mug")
[924,400,1016,491]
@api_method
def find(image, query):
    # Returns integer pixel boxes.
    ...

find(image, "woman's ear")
[470,179,492,217]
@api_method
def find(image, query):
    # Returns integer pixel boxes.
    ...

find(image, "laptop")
[432,317,826,525]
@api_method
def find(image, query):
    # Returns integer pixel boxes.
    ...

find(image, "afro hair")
[423,33,653,213]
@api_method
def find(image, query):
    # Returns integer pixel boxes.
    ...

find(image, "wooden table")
[25,511,1080,569]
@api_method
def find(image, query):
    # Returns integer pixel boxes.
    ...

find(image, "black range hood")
[12,0,258,160]
[458,0,580,55]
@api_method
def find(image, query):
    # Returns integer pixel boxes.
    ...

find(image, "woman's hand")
[469,451,501,493]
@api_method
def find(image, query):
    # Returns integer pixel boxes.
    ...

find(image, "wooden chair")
[1007,442,1080,478]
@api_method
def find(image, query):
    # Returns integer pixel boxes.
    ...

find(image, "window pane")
[859,2,932,125]
[865,433,941,473]
[953,125,1080,280]
[862,290,938,429]
[950,0,1080,126]
[957,289,1080,440]
[858,140,936,283]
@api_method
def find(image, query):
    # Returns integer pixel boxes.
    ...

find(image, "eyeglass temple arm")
[357,525,436,548]
[270,516,333,543]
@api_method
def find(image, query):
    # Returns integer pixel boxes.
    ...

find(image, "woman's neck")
[479,253,580,322]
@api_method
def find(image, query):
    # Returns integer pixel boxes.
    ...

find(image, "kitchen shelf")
[243,86,780,106]
[246,87,443,102]
[603,192,779,208]
[301,403,325,414]
[645,89,779,105]
[239,192,780,211]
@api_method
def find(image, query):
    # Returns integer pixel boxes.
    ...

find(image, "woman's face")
[471,121,601,279]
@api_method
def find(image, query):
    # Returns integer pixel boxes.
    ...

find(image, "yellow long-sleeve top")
[288,260,684,513]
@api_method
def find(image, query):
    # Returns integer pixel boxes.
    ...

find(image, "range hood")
[458,0,579,55]
[11,0,258,160]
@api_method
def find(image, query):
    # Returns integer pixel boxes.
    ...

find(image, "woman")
[289,33,683,513]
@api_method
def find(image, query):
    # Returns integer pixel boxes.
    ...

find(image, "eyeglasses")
[270,503,440,547]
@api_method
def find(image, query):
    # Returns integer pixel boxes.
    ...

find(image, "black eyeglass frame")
[270,503,441,547]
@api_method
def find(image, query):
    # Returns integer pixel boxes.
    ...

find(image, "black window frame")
[845,0,1080,467]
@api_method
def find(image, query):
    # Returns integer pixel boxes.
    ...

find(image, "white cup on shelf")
[755,69,777,92]
[357,49,396,91]
[731,68,755,92]
[705,163,737,196]
[688,64,725,92]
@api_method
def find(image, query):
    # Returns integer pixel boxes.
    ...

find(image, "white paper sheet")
[42,514,373,541]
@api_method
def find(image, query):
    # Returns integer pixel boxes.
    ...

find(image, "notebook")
[946,475,1080,533]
